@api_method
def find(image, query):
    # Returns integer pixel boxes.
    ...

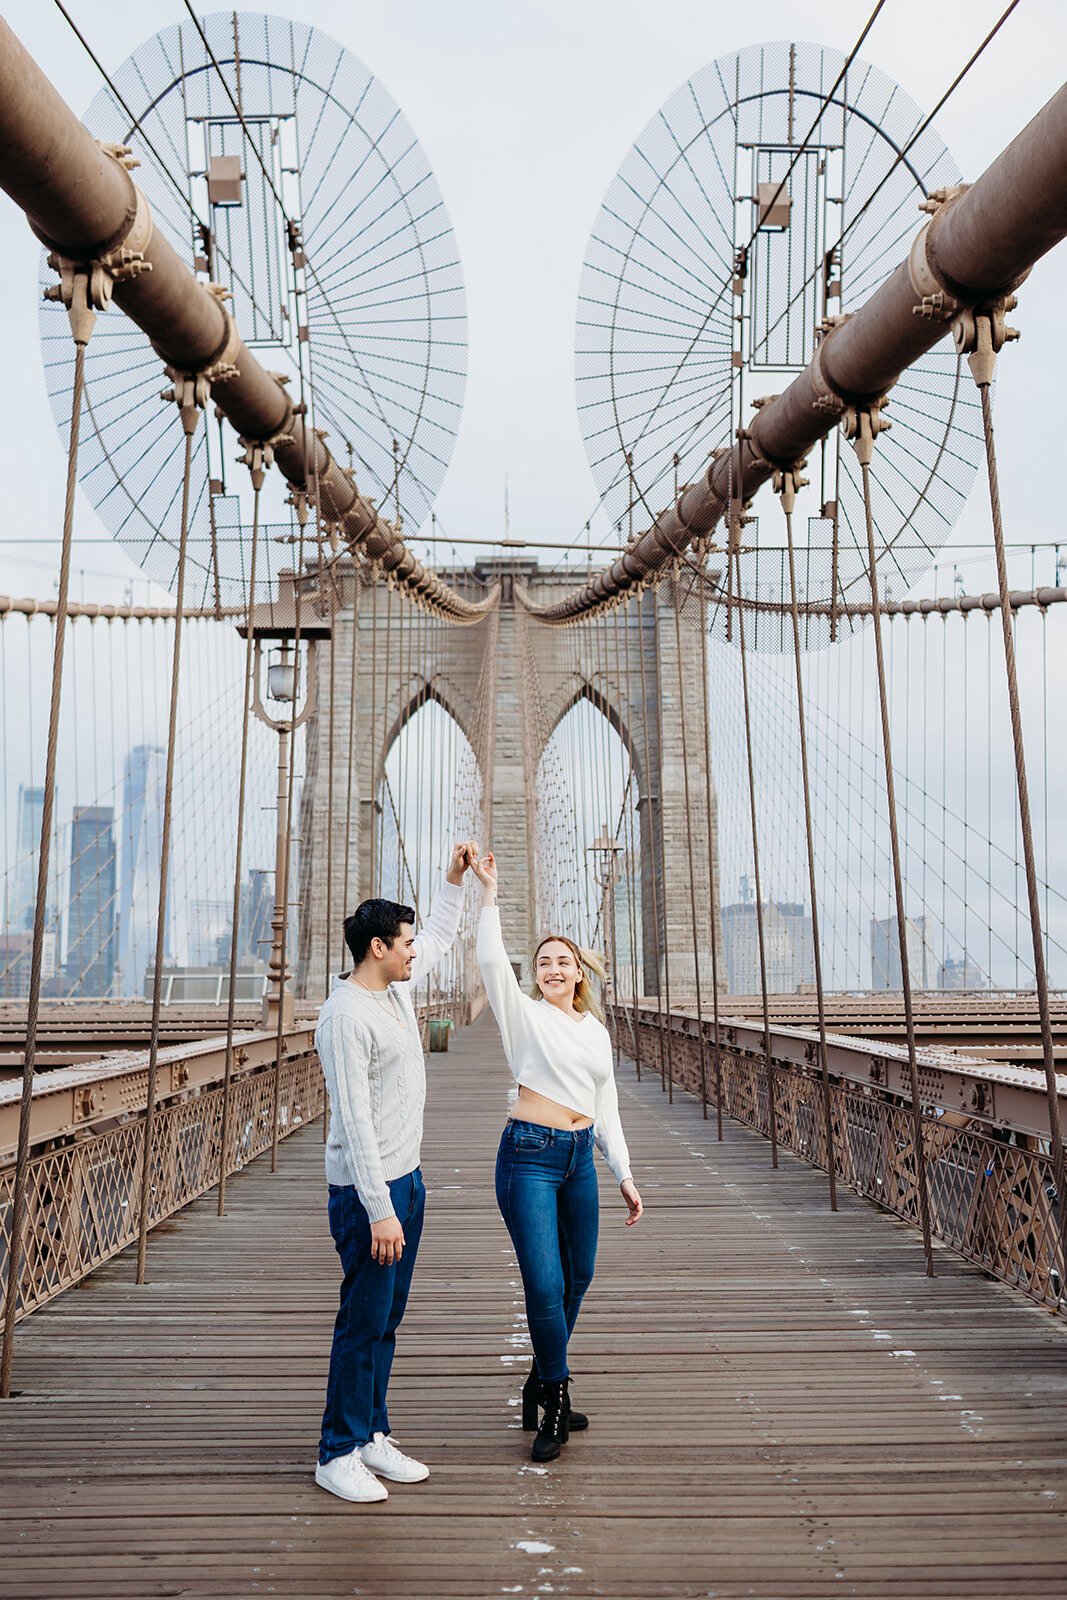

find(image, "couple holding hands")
[313,841,643,1504]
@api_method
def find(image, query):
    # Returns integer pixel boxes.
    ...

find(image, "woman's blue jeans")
[318,1169,425,1464]
[495,1119,599,1382]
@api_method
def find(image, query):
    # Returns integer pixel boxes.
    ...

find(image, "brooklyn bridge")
[0,4,1065,1596]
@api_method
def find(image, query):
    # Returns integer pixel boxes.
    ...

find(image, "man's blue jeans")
[318,1169,425,1464]
[495,1119,599,1382]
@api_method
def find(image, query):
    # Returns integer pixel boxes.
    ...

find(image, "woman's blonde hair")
[526,934,607,1023]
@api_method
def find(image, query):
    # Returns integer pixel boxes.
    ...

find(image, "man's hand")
[370,1215,405,1265]
[446,840,480,885]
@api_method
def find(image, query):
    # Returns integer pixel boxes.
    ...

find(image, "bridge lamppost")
[241,573,330,1028]
[588,826,622,1007]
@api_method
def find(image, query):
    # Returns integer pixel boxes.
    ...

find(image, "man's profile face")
[375,923,416,984]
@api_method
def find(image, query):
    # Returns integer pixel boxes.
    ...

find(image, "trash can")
[427,1018,452,1052]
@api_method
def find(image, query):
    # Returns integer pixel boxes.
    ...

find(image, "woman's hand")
[471,850,498,903]
[620,1178,643,1226]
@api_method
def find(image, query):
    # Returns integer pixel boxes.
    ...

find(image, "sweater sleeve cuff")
[361,1190,398,1224]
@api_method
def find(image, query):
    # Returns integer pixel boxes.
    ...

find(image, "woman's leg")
[557,1136,599,1343]
[495,1124,570,1380]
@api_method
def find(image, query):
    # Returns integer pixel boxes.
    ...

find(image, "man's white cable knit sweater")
[314,881,464,1222]
[476,905,632,1184]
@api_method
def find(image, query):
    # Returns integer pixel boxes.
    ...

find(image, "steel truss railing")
[0,1048,323,1326]
[616,1006,1064,1315]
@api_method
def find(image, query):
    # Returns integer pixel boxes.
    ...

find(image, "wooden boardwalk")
[2,1015,1066,1600]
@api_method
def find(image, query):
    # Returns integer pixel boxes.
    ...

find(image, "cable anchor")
[841,398,891,466]
[160,369,210,437]
[771,461,810,516]
[951,297,1020,387]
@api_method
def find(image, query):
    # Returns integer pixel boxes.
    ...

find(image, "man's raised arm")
[408,841,477,984]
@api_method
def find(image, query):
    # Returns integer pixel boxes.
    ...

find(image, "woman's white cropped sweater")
[477,905,632,1184]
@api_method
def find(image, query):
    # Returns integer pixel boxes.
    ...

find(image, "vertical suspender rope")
[778,478,837,1207]
[1,283,94,1397]
[635,587,668,1092]
[697,545,725,1139]
[649,586,675,1103]
[732,527,778,1167]
[217,473,262,1215]
[850,405,935,1276]
[137,376,205,1284]
[670,564,709,1117]
[270,520,306,1174]
[594,604,619,1064]
[341,565,360,944]
[613,599,643,1080]
[324,545,336,1000]
[966,323,1066,1252]
[378,575,393,896]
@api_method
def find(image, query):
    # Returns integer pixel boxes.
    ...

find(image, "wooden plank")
[1,1015,1065,1599]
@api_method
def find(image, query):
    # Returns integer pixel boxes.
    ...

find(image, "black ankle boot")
[522,1362,588,1431]
[531,1377,571,1462]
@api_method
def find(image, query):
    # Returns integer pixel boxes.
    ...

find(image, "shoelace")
[372,1433,406,1464]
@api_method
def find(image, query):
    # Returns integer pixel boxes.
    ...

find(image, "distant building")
[938,953,990,991]
[722,899,814,994]
[116,745,169,997]
[10,784,45,931]
[65,806,117,996]
[239,868,274,966]
[0,930,57,999]
[189,899,231,968]
[870,915,939,990]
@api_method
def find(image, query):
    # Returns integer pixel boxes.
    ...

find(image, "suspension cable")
[342,562,361,954]
[696,542,725,1139]
[731,516,779,1167]
[612,598,643,1081]
[217,471,262,1216]
[136,374,205,1283]
[850,404,936,1276]
[634,586,668,1091]
[776,474,838,1207]
[270,518,306,1173]
[963,314,1067,1252]
[0,281,95,1398]
[670,564,709,1117]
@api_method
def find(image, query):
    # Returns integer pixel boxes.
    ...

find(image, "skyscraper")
[65,806,117,996]
[721,899,814,994]
[189,899,230,967]
[239,868,274,966]
[117,746,169,997]
[10,784,45,930]
[870,915,939,990]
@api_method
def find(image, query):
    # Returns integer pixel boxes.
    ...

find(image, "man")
[314,842,476,1503]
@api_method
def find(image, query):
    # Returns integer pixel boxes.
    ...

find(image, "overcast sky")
[0,0,1064,603]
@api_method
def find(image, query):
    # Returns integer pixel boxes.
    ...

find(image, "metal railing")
[0,1048,323,1325]
[616,1006,1064,1314]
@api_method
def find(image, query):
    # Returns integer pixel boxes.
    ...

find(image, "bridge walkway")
[2,1015,1066,1599]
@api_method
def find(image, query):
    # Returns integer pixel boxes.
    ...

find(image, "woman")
[472,851,643,1462]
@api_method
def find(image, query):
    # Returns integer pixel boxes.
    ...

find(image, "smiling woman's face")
[534,939,581,1008]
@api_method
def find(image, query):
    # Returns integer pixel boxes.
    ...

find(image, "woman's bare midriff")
[510,1086,593,1131]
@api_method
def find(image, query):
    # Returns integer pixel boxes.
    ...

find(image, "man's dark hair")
[343,899,416,966]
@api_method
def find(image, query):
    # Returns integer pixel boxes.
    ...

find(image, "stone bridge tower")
[297,560,722,1003]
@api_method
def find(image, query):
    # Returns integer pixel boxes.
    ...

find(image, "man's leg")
[318,1184,397,1465]
[369,1168,426,1437]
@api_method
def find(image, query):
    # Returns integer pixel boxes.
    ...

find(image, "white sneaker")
[315,1450,389,1503]
[360,1431,430,1483]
